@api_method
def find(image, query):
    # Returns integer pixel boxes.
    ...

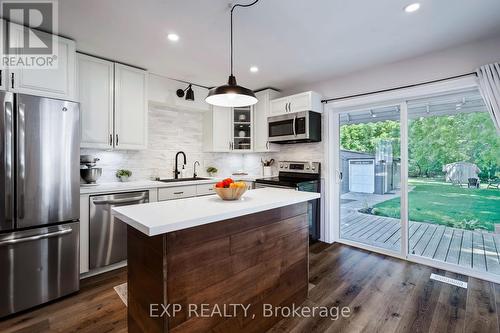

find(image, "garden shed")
[443,162,481,185]
[341,149,400,194]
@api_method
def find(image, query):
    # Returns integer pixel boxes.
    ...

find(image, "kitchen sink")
[157,177,212,183]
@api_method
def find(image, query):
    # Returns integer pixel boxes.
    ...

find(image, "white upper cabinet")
[270,91,322,116]
[203,106,232,152]
[78,54,114,149]
[114,63,148,150]
[77,54,148,150]
[8,23,76,101]
[254,89,280,152]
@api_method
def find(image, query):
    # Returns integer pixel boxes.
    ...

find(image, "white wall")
[283,35,500,100]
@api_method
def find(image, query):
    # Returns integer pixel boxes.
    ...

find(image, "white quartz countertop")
[111,188,320,236]
[79,175,261,195]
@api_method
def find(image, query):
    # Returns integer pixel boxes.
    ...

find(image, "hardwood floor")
[1,243,500,333]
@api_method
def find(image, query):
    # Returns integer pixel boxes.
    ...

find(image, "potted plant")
[116,169,132,182]
[206,166,218,177]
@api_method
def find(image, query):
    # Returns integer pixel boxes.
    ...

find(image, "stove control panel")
[278,161,320,174]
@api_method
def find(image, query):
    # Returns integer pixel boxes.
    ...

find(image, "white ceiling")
[59,0,500,91]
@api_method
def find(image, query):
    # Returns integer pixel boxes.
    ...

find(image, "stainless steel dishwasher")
[89,191,149,269]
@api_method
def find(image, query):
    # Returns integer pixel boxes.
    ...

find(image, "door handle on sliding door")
[18,103,26,219]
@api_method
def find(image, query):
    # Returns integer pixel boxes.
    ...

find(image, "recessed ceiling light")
[404,3,420,13]
[250,66,259,73]
[167,33,179,42]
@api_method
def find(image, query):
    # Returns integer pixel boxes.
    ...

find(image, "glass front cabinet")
[231,106,253,151]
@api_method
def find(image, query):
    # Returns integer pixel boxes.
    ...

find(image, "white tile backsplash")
[82,107,278,182]
[82,106,325,183]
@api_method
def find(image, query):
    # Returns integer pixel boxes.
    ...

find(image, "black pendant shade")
[206,0,260,108]
[206,75,257,107]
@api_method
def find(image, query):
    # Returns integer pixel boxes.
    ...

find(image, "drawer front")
[0,222,79,317]
[158,186,197,201]
[196,183,217,196]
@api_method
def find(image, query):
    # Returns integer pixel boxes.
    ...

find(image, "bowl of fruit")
[214,178,247,200]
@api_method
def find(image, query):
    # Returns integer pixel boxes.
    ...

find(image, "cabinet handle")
[266,141,269,150]
[0,70,2,85]
[173,191,184,195]
[115,134,119,146]
[109,134,113,146]
[289,102,292,112]
[11,73,14,89]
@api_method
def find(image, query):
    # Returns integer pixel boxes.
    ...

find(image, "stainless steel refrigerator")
[0,92,80,318]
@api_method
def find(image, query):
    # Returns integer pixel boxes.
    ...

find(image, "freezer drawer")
[89,191,149,269]
[0,222,80,318]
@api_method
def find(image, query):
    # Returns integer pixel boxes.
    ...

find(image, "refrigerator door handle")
[0,228,72,246]
[18,103,26,220]
[3,98,14,224]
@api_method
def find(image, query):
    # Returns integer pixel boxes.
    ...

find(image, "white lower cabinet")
[158,185,197,201]
[196,183,217,196]
[158,183,218,201]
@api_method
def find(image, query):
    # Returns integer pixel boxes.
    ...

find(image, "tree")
[341,112,500,179]
[340,121,400,157]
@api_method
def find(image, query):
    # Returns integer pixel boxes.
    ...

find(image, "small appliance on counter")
[255,161,321,241]
[80,155,102,186]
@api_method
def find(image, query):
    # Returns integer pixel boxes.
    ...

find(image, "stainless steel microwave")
[268,111,321,143]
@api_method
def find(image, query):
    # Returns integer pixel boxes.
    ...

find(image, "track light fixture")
[176,84,195,101]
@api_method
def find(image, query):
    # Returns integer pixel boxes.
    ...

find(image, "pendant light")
[206,0,259,107]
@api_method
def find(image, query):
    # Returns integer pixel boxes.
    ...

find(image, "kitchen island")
[112,188,320,333]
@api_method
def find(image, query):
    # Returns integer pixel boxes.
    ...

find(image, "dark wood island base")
[125,202,309,333]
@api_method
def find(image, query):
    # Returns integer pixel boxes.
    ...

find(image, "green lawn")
[371,179,500,231]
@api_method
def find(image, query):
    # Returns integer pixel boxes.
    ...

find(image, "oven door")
[255,183,297,190]
[268,112,308,142]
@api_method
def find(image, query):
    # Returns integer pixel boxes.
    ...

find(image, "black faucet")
[174,151,186,179]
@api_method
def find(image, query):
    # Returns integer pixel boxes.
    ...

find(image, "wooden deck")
[341,213,500,274]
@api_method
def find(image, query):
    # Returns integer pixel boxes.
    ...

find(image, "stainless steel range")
[255,161,321,240]
[0,92,80,317]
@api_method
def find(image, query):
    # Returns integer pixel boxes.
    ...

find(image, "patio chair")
[468,178,480,189]
[487,178,500,189]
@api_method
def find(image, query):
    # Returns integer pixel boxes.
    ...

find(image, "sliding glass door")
[333,88,500,279]
[406,90,500,276]
[338,105,402,253]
